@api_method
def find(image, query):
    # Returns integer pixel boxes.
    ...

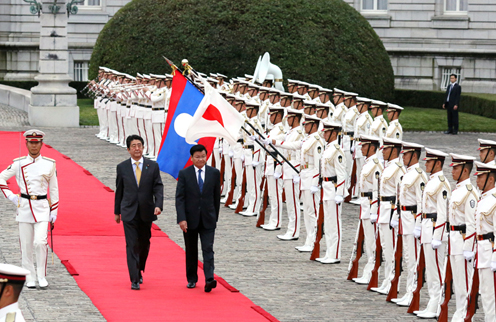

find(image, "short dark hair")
[190,144,207,156]
[450,74,457,79]
[126,135,144,149]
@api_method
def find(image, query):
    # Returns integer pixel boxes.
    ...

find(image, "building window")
[445,0,467,13]
[80,0,101,7]
[441,67,461,90]
[362,0,387,12]
[74,62,89,81]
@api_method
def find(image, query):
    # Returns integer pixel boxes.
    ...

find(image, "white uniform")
[448,178,479,322]
[355,155,383,282]
[475,187,496,322]
[376,157,405,292]
[0,303,25,322]
[370,115,388,162]
[150,87,169,159]
[353,111,373,197]
[385,119,403,141]
[342,106,359,181]
[319,139,347,261]
[263,123,286,228]
[418,171,451,316]
[299,133,324,248]
[394,163,427,304]
[273,127,305,238]
[0,155,59,284]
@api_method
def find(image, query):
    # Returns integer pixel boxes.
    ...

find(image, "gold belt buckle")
[30,195,37,200]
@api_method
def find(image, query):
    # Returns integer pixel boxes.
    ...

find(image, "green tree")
[90,0,394,101]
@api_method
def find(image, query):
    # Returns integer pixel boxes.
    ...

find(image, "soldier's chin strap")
[404,152,414,168]
[0,283,6,300]
[457,163,466,183]
[481,173,492,192]
[386,148,393,161]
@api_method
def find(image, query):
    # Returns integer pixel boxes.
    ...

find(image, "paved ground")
[1,104,494,321]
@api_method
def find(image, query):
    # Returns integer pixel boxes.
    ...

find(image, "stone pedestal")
[29,1,79,127]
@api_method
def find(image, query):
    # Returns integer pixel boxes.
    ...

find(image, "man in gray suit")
[114,135,164,290]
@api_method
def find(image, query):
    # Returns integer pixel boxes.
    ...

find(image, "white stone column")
[29,0,79,127]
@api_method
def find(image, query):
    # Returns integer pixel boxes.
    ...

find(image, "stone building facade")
[1,0,495,93]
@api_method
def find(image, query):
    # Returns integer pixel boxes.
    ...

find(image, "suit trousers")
[183,220,215,283]
[123,213,152,283]
[447,107,459,133]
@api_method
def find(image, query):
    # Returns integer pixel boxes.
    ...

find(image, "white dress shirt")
[195,165,206,184]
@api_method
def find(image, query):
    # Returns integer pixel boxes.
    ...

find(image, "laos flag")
[156,71,215,179]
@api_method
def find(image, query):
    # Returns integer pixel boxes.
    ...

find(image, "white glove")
[249,135,257,141]
[240,154,245,161]
[390,219,399,229]
[414,226,421,238]
[463,251,475,261]
[252,161,259,167]
[491,261,496,272]
[431,239,442,249]
[370,214,378,223]
[273,172,282,180]
[350,146,355,153]
[310,186,320,194]
[228,151,234,158]
[8,194,19,206]
[334,195,343,205]
[293,175,300,183]
[263,138,272,145]
[219,147,223,154]
[49,213,57,223]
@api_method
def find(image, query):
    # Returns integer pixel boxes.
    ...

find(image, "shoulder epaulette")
[279,125,284,132]
[314,134,321,141]
[42,156,56,162]
[373,158,379,164]
[297,129,302,134]
[5,312,16,322]
[466,184,473,191]
[334,143,340,150]
[395,162,403,168]
[416,168,423,174]
[493,192,496,198]
[439,175,445,182]
[13,156,26,161]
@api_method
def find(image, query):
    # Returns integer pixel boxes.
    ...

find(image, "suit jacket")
[114,157,164,222]
[175,165,221,230]
[444,83,461,108]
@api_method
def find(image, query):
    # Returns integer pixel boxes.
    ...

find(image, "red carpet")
[1,131,277,322]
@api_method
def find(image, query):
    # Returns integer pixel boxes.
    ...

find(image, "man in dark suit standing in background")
[115,135,164,290]
[443,73,461,135]
[176,144,221,292]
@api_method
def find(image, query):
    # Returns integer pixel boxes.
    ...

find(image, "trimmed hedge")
[89,0,395,101]
[0,81,88,99]
[394,89,496,120]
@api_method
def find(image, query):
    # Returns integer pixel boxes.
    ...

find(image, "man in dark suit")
[114,134,164,290]
[176,144,221,292]
[442,74,461,135]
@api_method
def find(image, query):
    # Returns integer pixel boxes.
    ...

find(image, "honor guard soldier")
[315,103,331,122]
[353,135,383,284]
[292,93,305,111]
[287,80,299,94]
[341,92,359,192]
[315,121,347,263]
[385,104,403,141]
[0,263,30,322]
[447,153,479,322]
[371,137,406,294]
[261,106,286,230]
[297,82,311,100]
[391,141,427,306]
[271,108,305,240]
[352,97,373,199]
[0,130,59,288]
[473,161,496,321]
[239,102,265,217]
[478,138,496,165]
[369,100,388,162]
[229,99,247,210]
[413,148,451,318]
[295,114,324,252]
[330,88,347,125]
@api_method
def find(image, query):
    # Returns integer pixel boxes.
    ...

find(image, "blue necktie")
[198,169,203,193]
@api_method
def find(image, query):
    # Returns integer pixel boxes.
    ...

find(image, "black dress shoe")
[187,282,196,288]
[204,279,217,292]
[139,272,143,284]
[452,132,458,135]
[131,282,140,290]
[444,131,452,134]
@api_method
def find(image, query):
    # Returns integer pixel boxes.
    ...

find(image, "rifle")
[347,220,365,280]
[367,227,382,290]
[345,158,357,203]
[386,227,403,301]
[234,167,247,213]
[464,267,479,322]
[407,244,425,313]
[219,152,225,192]
[256,176,268,227]
[224,161,236,207]
[310,188,325,260]
[437,246,453,322]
